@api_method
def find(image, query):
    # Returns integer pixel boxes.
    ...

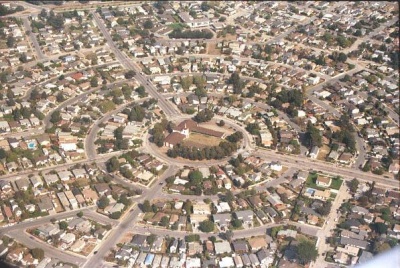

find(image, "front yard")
[306,173,343,191]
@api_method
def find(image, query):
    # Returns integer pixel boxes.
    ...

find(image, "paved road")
[253,149,398,188]
[92,12,181,119]
[44,79,128,129]
[0,151,122,182]
[22,17,46,60]
[311,183,351,268]
[84,97,150,160]
[83,165,179,268]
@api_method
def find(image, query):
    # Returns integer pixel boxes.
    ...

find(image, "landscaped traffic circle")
[147,114,250,164]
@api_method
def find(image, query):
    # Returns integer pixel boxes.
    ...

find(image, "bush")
[199,220,215,233]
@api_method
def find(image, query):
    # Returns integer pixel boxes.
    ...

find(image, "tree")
[77,211,83,218]
[199,220,215,233]
[39,8,47,19]
[224,191,235,203]
[349,178,359,193]
[160,216,170,227]
[228,72,244,94]
[110,211,122,219]
[106,157,120,172]
[50,110,62,124]
[98,196,110,209]
[338,52,347,62]
[6,36,15,48]
[372,222,388,234]
[0,148,6,159]
[59,221,68,230]
[146,234,157,245]
[296,239,318,264]
[125,70,136,79]
[142,200,152,212]
[194,108,214,122]
[129,105,145,122]
[231,219,242,228]
[143,20,154,29]
[305,121,322,148]
[270,226,283,238]
[218,120,225,127]
[31,248,44,260]
[184,200,193,215]
[188,170,203,185]
[30,88,40,100]
[315,201,332,216]
[224,230,234,242]
[226,131,243,143]
[90,76,98,87]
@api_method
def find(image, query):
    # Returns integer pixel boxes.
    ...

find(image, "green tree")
[106,157,120,172]
[0,148,6,159]
[231,219,242,228]
[184,200,193,215]
[270,226,283,238]
[224,230,234,242]
[31,248,45,260]
[110,211,122,219]
[296,239,318,264]
[90,76,98,87]
[59,221,68,230]
[160,216,170,227]
[188,170,203,185]
[142,200,152,212]
[372,222,388,234]
[146,234,157,245]
[6,36,15,48]
[143,19,154,29]
[315,201,332,216]
[305,121,322,148]
[224,191,235,203]
[125,70,136,79]
[194,108,214,123]
[98,196,110,209]
[349,178,359,193]
[50,110,62,124]
[228,72,244,94]
[77,211,83,218]
[199,220,215,233]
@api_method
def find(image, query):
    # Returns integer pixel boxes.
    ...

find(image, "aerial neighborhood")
[0,1,398,268]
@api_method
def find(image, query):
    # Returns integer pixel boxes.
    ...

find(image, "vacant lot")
[207,42,221,55]
[183,132,222,148]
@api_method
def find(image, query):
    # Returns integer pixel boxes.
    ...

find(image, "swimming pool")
[305,188,316,195]
[28,141,36,149]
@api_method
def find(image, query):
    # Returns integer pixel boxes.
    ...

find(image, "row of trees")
[169,29,213,39]
[167,141,238,161]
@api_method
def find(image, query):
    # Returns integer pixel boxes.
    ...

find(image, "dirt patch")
[182,132,222,148]
[118,232,134,244]
[207,42,221,55]
[80,243,96,256]
[317,144,330,160]
[199,121,235,135]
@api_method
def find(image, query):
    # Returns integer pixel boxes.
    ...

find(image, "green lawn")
[330,177,343,190]
[169,23,186,31]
